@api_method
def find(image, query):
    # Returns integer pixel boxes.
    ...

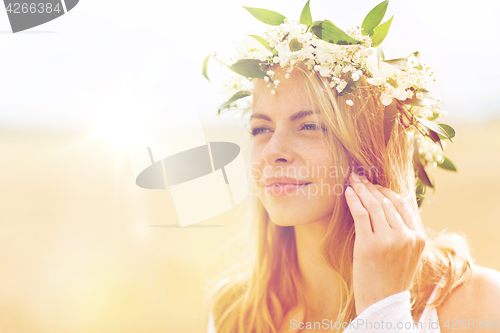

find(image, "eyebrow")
[250,110,321,122]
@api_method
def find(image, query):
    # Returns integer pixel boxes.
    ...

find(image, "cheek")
[249,146,263,180]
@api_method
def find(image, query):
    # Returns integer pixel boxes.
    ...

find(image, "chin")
[258,195,335,228]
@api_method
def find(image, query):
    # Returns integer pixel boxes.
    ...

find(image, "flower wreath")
[202,0,457,207]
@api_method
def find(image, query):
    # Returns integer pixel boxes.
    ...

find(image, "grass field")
[0,118,499,332]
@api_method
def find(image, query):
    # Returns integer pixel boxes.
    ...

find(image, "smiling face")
[249,66,340,227]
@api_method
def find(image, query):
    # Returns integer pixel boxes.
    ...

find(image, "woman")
[204,3,500,332]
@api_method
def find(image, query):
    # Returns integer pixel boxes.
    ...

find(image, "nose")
[261,128,294,165]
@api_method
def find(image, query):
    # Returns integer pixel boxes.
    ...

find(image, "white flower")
[319,65,331,77]
[381,93,393,106]
[346,100,354,106]
[336,80,347,93]
[352,70,363,82]
[367,77,383,86]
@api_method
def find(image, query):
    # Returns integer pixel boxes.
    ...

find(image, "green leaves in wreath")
[300,0,312,25]
[229,59,270,81]
[338,73,362,96]
[437,156,457,171]
[243,6,286,26]
[247,35,278,55]
[412,137,435,190]
[437,123,455,140]
[202,53,215,82]
[361,0,389,36]
[218,90,252,115]
[361,0,393,47]
[310,20,362,45]
[369,16,393,47]
[415,178,426,208]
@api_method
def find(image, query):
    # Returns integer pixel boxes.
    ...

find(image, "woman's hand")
[345,172,426,316]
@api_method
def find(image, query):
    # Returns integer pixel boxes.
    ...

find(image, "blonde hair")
[205,62,474,333]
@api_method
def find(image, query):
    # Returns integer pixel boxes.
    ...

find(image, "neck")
[294,218,341,318]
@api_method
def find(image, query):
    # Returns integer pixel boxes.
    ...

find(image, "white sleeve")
[342,290,421,333]
[207,312,216,333]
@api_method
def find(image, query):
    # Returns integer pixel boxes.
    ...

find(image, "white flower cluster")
[365,53,434,106]
[223,19,450,166]
[408,130,446,167]
[228,19,437,112]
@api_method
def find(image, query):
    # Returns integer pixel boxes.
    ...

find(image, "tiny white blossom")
[346,100,354,106]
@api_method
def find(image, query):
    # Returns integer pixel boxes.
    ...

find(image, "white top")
[206,281,442,332]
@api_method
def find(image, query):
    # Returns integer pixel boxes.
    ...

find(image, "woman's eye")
[250,124,326,136]
[301,123,326,131]
[250,127,271,136]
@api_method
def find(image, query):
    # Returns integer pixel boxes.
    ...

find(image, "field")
[0,118,499,332]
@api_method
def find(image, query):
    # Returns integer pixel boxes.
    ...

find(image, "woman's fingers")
[374,184,419,232]
[356,175,406,230]
[348,172,390,234]
[344,185,373,237]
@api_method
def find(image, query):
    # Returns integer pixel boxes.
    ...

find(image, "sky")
[0,0,499,132]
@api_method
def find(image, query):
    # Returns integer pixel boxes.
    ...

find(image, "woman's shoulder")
[436,264,500,332]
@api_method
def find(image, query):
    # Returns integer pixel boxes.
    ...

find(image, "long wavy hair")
[205,62,474,333]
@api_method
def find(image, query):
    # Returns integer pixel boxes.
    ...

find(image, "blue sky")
[0,0,499,132]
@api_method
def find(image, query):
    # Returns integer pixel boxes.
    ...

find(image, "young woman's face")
[249,69,339,227]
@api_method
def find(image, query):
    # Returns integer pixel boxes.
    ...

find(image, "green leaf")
[417,161,435,188]
[428,128,444,152]
[437,156,457,172]
[310,20,362,45]
[218,90,253,115]
[415,178,426,208]
[361,0,389,36]
[338,73,362,96]
[229,59,268,80]
[382,99,399,146]
[437,123,455,141]
[369,16,393,47]
[242,6,286,26]
[202,53,215,82]
[300,0,312,25]
[247,35,278,55]
[412,137,435,189]
[415,116,451,140]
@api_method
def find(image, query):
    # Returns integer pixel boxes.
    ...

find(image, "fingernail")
[359,175,369,183]
[350,172,360,182]
[374,184,382,188]
[346,186,355,196]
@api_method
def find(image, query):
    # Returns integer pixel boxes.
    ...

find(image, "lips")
[264,176,311,186]
[265,182,311,196]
